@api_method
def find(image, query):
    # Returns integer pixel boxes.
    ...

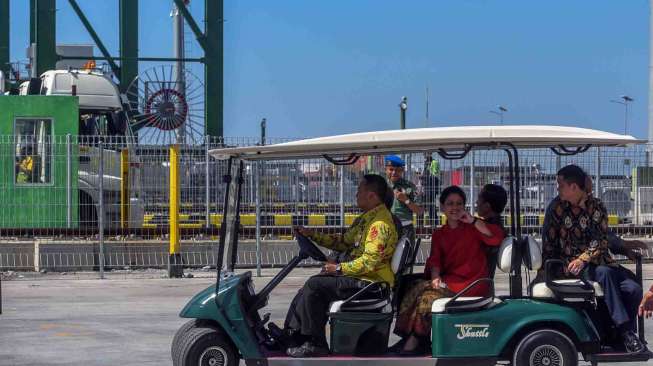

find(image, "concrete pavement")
[1,267,653,365]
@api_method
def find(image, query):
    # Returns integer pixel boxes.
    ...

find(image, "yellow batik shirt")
[309,204,398,286]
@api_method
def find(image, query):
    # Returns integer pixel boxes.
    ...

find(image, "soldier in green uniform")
[385,155,424,244]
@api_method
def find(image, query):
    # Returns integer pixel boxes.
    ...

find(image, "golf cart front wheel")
[513,329,578,366]
[176,327,238,366]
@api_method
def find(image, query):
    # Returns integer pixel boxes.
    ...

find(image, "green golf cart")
[172,125,653,366]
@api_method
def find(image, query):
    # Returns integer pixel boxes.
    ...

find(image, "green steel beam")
[35,0,57,76]
[67,0,120,77]
[205,0,224,137]
[30,0,36,44]
[119,0,138,93]
[60,55,204,63]
[172,0,207,51]
[0,0,9,89]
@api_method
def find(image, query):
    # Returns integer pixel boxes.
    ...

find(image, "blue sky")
[7,0,651,139]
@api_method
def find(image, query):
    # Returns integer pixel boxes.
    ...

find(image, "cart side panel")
[432,299,599,358]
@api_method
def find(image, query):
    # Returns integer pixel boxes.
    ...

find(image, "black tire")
[176,326,238,366]
[172,319,209,366]
[513,329,578,366]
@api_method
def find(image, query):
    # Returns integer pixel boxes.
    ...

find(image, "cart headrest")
[497,235,542,273]
[391,234,411,274]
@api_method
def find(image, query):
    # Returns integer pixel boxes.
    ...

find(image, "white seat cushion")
[329,299,392,313]
[532,279,604,299]
[431,297,501,313]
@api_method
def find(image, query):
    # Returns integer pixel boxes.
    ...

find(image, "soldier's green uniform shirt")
[390,177,418,223]
[308,204,399,286]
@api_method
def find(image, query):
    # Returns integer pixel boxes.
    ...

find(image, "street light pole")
[610,95,634,135]
[399,96,407,130]
[489,105,508,125]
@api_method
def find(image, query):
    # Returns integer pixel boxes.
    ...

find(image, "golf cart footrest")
[586,350,653,363]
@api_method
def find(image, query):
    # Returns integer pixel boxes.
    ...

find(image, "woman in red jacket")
[392,185,506,355]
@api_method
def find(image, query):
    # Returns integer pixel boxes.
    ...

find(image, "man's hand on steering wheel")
[323,262,339,274]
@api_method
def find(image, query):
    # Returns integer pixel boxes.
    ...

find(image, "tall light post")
[490,105,508,125]
[610,95,634,135]
[399,96,408,129]
[399,96,409,176]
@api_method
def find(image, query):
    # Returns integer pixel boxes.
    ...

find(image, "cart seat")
[329,233,412,313]
[431,296,501,313]
[532,279,604,300]
[518,234,604,300]
[329,297,392,313]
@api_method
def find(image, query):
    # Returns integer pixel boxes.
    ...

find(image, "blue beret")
[385,155,405,167]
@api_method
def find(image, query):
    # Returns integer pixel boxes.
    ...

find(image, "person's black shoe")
[388,338,407,353]
[623,331,645,353]
[398,338,429,357]
[286,341,330,358]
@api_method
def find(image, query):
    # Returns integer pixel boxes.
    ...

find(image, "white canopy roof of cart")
[210,125,644,160]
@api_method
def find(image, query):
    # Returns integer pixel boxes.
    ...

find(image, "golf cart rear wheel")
[176,327,238,366]
[513,329,577,366]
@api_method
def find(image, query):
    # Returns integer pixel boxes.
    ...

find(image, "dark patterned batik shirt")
[542,196,615,269]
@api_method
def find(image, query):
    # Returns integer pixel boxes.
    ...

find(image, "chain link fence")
[1,136,652,273]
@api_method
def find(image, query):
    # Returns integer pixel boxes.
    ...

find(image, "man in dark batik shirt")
[541,165,644,353]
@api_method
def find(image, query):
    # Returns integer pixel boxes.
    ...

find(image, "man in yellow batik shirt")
[284,174,398,357]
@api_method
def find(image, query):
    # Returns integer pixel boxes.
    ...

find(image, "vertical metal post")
[293,165,299,202]
[35,0,57,76]
[595,147,602,200]
[205,0,223,137]
[469,151,476,213]
[169,145,182,277]
[255,161,261,277]
[119,0,138,94]
[66,134,72,228]
[29,0,36,77]
[399,97,408,168]
[205,136,211,228]
[249,164,254,204]
[649,0,653,156]
[120,149,129,229]
[399,97,407,130]
[320,166,325,203]
[30,0,36,45]
[339,166,345,229]
[0,0,9,91]
[172,2,186,143]
[255,121,265,277]
[98,141,105,279]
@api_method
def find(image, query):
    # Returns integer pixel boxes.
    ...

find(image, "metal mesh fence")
[1,135,652,273]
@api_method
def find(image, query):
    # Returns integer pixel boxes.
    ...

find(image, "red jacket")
[425,222,505,296]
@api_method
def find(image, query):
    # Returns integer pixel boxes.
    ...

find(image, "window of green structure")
[14,118,53,185]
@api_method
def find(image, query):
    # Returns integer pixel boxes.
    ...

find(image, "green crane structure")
[0,0,224,138]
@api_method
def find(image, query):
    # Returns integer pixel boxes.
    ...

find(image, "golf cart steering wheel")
[296,233,328,262]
